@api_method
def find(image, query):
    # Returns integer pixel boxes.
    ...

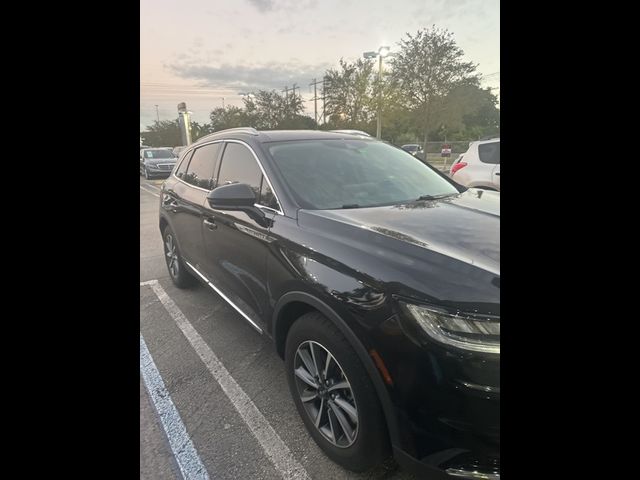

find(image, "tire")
[162,225,195,288]
[285,311,390,472]
[144,167,151,180]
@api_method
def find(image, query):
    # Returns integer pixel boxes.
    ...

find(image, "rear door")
[168,142,223,267]
[492,163,500,190]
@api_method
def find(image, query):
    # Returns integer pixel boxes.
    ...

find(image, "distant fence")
[397,141,474,154]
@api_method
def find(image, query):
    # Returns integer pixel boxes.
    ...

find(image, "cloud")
[247,0,318,13]
[247,0,275,12]
[168,60,332,91]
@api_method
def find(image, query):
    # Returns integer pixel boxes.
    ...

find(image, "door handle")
[495,172,500,176]
[203,218,217,230]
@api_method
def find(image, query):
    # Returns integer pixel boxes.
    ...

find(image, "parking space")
[139,177,415,479]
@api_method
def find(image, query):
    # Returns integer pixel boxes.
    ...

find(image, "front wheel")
[144,167,151,180]
[285,312,390,472]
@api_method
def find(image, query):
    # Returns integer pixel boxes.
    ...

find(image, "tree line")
[141,26,499,151]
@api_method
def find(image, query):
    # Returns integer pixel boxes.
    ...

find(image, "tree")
[141,120,182,147]
[242,89,308,129]
[460,86,500,137]
[209,106,248,131]
[141,119,215,146]
[390,26,479,152]
[324,58,376,129]
[190,121,213,141]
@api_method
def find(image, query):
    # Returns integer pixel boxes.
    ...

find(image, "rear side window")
[184,143,222,189]
[175,150,193,180]
[478,142,500,164]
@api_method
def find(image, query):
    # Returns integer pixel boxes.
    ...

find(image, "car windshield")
[268,139,459,210]
[144,149,174,159]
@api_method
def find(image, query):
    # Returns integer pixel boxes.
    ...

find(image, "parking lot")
[139,177,416,480]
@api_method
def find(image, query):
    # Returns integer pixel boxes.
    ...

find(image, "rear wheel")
[285,311,389,472]
[162,226,195,288]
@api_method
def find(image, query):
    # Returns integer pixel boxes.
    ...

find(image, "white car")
[449,137,500,191]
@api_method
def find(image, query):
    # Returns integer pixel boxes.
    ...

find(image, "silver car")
[449,138,500,191]
[140,148,178,179]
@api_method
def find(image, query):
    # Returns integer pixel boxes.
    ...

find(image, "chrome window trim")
[171,138,284,215]
[184,261,263,334]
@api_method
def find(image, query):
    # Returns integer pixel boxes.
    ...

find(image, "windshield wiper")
[416,193,456,201]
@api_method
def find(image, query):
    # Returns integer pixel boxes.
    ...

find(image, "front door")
[201,141,279,331]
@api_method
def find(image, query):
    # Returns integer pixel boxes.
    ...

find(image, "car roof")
[329,129,371,136]
[192,128,377,145]
[473,137,500,145]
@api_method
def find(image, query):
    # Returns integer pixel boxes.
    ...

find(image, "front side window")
[184,143,221,189]
[217,143,281,211]
[174,150,193,180]
[216,143,260,198]
[268,139,459,210]
[259,178,280,211]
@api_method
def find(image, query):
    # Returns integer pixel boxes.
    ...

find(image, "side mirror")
[207,183,256,209]
[207,183,271,227]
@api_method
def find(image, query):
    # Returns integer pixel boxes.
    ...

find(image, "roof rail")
[220,127,260,135]
[194,127,260,144]
[479,134,500,141]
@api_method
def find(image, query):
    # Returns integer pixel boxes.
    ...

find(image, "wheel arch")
[272,291,401,447]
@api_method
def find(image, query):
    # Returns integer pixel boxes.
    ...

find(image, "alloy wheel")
[164,233,179,278]
[293,340,359,448]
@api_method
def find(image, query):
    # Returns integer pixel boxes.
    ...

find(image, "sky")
[140,0,499,131]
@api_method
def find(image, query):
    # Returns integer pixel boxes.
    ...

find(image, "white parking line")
[140,332,210,480]
[142,279,311,480]
[144,182,161,191]
[140,185,160,197]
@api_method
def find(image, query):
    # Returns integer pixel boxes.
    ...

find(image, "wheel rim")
[293,340,359,448]
[164,233,179,278]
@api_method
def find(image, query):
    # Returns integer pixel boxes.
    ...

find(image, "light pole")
[154,104,160,123]
[363,46,390,139]
[221,97,225,109]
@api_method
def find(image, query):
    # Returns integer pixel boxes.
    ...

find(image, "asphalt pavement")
[139,176,416,480]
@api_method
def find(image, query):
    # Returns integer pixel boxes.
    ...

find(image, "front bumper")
[370,316,500,479]
[145,167,174,176]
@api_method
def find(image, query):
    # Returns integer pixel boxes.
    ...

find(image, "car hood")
[298,189,500,276]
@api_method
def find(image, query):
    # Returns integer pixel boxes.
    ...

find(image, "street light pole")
[155,105,160,123]
[364,46,389,140]
[377,54,383,139]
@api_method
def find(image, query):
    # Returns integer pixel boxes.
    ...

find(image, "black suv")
[159,128,500,479]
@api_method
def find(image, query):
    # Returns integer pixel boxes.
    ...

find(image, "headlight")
[400,302,500,354]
